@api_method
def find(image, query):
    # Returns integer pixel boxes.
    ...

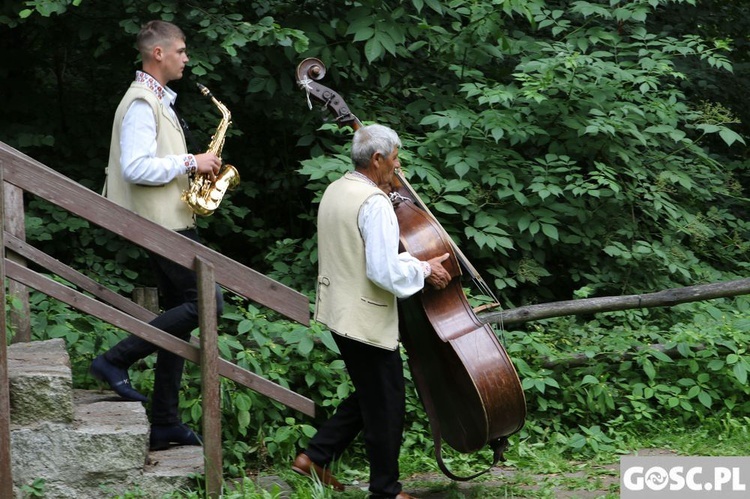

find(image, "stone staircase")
[7,338,203,498]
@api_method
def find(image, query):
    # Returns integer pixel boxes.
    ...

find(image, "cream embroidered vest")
[315,174,400,350]
[104,82,195,230]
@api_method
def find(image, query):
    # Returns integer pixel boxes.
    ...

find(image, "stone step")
[8,339,203,498]
[144,445,206,496]
[7,338,73,425]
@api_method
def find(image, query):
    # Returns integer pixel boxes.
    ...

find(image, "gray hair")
[137,20,185,57]
[351,124,402,168]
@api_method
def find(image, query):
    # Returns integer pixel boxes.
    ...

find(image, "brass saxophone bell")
[205,164,240,208]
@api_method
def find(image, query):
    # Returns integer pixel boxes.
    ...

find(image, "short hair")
[136,20,185,57]
[351,124,402,168]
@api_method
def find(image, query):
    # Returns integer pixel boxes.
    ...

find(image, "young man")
[92,20,223,451]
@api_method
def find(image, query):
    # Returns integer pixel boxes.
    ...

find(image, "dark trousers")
[103,229,224,425]
[304,334,405,498]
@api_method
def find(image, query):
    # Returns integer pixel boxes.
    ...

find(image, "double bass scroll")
[296,58,526,481]
[296,59,360,129]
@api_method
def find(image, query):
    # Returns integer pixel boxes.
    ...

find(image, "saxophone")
[181,83,240,216]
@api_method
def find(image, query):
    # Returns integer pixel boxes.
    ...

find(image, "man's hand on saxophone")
[194,152,221,182]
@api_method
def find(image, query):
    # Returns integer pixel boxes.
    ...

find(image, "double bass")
[296,58,526,480]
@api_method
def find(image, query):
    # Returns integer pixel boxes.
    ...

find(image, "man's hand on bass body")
[426,253,451,290]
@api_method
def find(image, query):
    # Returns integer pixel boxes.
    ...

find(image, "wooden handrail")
[0,141,310,325]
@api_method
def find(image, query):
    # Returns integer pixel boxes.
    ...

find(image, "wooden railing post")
[132,286,159,313]
[0,168,15,498]
[3,182,30,343]
[196,256,222,498]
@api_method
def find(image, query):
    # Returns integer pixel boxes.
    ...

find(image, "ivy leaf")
[581,374,600,385]
[698,391,713,408]
[297,336,314,356]
[364,38,383,62]
[733,362,747,384]
[642,358,656,380]
[433,201,459,215]
[719,127,746,147]
[352,27,375,42]
[541,223,559,240]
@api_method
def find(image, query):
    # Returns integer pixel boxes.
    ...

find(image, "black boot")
[149,423,202,451]
[90,355,148,403]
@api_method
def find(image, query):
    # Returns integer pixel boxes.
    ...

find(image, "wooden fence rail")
[478,278,750,326]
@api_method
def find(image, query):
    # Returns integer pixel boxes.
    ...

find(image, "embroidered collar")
[135,71,165,99]
[134,71,178,107]
[347,170,377,187]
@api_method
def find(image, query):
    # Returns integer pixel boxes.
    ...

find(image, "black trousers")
[304,334,406,498]
[103,229,224,425]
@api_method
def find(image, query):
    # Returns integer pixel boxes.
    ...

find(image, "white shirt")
[358,192,428,299]
[119,73,196,185]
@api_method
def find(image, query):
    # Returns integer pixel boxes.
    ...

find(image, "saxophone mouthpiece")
[196,83,210,96]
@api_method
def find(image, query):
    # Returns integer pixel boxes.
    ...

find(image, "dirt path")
[394,448,677,498]
[257,449,677,498]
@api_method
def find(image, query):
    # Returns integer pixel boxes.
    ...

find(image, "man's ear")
[153,46,163,62]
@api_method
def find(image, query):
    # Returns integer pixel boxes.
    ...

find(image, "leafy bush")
[508,297,750,456]
[23,281,749,478]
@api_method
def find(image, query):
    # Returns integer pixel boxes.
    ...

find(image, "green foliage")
[19,478,46,498]
[172,476,289,499]
[286,0,748,310]
[508,296,750,457]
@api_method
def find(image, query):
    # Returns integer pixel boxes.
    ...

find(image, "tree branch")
[478,278,750,327]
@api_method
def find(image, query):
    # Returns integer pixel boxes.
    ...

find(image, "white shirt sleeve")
[359,193,426,299]
[119,99,195,185]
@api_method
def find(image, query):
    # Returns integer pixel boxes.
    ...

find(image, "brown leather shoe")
[292,453,345,491]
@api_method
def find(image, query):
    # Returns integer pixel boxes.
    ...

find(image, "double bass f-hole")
[296,57,526,481]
